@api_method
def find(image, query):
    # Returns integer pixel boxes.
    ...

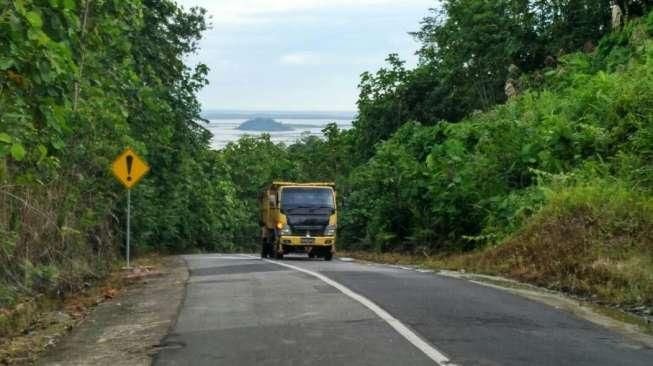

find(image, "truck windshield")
[281,188,334,210]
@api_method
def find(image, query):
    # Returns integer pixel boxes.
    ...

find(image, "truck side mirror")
[269,194,277,208]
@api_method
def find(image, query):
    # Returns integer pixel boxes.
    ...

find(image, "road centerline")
[261,258,456,366]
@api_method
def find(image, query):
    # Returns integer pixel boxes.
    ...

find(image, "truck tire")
[261,231,273,258]
[271,234,283,259]
[324,251,333,261]
[260,237,266,258]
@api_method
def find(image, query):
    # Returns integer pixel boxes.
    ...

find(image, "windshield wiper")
[283,206,312,212]
[284,206,334,212]
[309,206,334,212]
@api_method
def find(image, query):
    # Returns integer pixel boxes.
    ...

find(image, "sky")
[174,0,436,111]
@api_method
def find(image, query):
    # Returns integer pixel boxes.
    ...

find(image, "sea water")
[206,118,353,149]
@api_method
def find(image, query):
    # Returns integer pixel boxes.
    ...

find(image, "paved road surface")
[153,254,653,365]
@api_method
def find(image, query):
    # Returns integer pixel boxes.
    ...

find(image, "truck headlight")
[324,225,336,236]
[280,225,292,236]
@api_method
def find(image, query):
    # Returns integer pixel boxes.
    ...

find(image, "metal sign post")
[111,148,150,268]
[126,189,131,268]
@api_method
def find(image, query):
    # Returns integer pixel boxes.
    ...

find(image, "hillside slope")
[342,15,653,313]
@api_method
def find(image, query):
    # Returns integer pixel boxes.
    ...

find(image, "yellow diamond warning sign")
[111,148,150,189]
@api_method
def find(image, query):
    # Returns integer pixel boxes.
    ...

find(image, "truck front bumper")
[279,236,335,246]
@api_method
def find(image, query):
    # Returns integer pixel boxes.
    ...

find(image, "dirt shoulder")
[36,256,187,366]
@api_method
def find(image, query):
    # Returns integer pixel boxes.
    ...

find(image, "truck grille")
[286,214,329,237]
[291,225,327,237]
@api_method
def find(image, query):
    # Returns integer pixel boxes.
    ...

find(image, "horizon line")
[202,108,357,113]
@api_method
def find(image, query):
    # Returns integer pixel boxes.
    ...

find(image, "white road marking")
[203,256,255,260]
[261,258,456,366]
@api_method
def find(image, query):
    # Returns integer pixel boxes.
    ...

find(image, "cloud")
[279,52,321,65]
[174,0,436,110]
[175,0,433,25]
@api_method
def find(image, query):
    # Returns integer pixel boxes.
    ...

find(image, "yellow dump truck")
[259,182,337,260]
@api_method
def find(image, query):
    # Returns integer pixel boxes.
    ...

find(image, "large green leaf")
[62,0,76,10]
[25,11,43,28]
[37,144,48,161]
[10,143,26,161]
[0,58,14,70]
[0,133,12,144]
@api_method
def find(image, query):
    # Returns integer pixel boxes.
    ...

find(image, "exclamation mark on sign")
[126,155,133,182]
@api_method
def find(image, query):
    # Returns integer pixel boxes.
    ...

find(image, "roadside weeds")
[0,255,179,365]
[0,270,127,365]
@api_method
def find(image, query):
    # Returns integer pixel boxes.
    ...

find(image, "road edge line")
[262,258,456,366]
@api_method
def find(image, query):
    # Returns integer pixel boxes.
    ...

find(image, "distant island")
[237,118,294,132]
[203,110,357,120]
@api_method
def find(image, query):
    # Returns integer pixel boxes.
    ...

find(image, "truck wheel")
[261,240,270,258]
[261,235,272,258]
[324,252,333,261]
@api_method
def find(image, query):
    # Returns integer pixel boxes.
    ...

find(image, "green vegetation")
[0,0,242,311]
[2,0,653,323]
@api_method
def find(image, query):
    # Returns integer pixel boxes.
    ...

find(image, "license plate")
[300,237,315,244]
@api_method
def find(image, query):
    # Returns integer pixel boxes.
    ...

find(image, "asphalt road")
[153,254,653,366]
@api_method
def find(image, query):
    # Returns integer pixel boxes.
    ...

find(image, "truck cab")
[260,182,337,260]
